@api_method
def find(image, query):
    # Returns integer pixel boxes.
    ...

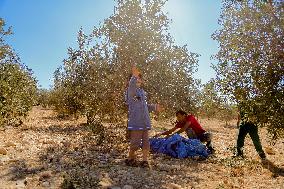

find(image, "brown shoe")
[125,159,138,167]
[140,161,150,168]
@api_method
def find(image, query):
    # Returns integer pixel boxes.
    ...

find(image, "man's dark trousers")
[236,122,266,159]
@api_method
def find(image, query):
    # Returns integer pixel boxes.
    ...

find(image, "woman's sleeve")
[128,76,137,97]
[147,104,157,112]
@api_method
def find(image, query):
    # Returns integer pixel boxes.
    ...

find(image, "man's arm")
[172,121,190,136]
[154,127,178,138]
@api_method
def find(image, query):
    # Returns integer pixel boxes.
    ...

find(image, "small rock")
[25,177,36,184]
[167,183,182,189]
[113,177,120,182]
[5,141,16,147]
[110,187,121,189]
[8,159,18,163]
[39,171,52,181]
[15,179,26,188]
[158,164,171,171]
[98,178,112,188]
[21,125,29,130]
[42,139,55,145]
[0,147,7,155]
[42,181,50,187]
[122,185,133,189]
[192,156,200,160]
[265,147,275,155]
[62,141,71,148]
[61,177,76,189]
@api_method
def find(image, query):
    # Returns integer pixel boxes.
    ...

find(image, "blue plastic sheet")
[149,134,210,158]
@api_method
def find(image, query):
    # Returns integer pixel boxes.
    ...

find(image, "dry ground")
[0,106,283,189]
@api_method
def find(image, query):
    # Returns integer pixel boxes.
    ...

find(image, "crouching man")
[154,110,214,153]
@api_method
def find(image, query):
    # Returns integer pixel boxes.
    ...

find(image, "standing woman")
[125,66,163,168]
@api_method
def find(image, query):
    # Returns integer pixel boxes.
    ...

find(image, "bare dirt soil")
[0,107,283,189]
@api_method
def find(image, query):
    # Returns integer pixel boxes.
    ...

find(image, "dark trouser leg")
[186,128,197,139]
[248,124,266,159]
[206,141,212,148]
[198,132,214,152]
[206,141,215,154]
[236,123,249,156]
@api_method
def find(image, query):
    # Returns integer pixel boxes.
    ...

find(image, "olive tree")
[0,18,37,126]
[53,0,200,124]
[212,0,284,138]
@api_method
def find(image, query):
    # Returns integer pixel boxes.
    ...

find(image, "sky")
[1,0,222,89]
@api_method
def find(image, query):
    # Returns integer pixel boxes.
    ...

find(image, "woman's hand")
[165,134,172,138]
[156,104,165,112]
[153,133,161,138]
[132,66,140,78]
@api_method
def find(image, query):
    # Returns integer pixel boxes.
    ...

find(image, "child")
[154,110,214,153]
[125,66,163,167]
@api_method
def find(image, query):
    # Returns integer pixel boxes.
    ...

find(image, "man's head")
[176,110,188,122]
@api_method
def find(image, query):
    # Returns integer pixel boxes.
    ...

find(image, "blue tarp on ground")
[149,134,209,158]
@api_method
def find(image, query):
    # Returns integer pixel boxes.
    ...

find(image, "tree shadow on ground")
[41,115,78,122]
[34,122,207,188]
[261,159,284,177]
[5,119,218,188]
[221,123,238,129]
[25,123,89,134]
[0,159,44,181]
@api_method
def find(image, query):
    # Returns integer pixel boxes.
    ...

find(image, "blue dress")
[127,76,156,131]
